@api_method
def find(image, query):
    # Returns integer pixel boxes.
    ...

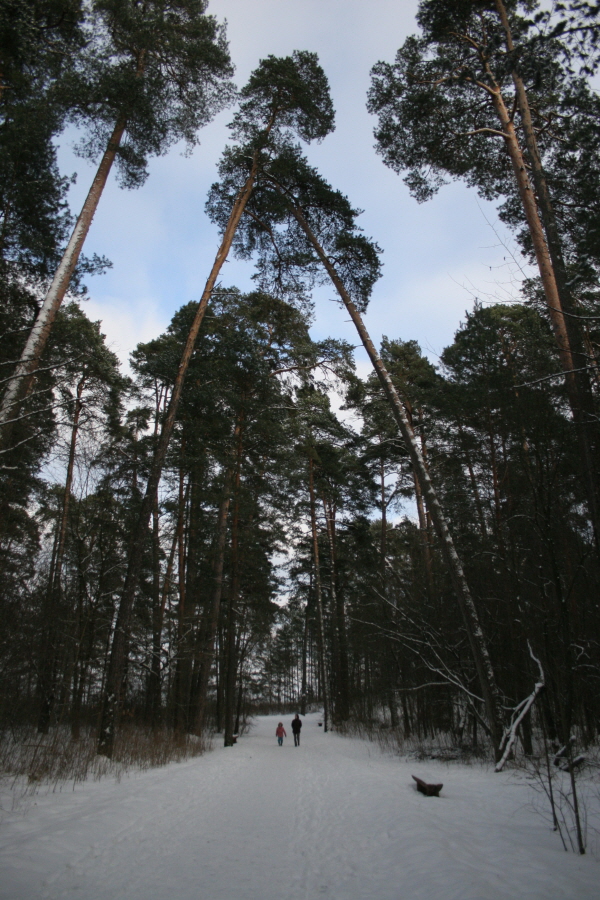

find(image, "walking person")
[276,722,287,746]
[291,713,302,746]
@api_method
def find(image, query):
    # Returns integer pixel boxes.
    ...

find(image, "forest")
[1,0,600,785]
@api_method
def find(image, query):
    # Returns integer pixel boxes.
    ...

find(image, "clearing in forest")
[0,713,597,900]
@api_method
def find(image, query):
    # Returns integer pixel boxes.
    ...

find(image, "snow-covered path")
[1,713,597,899]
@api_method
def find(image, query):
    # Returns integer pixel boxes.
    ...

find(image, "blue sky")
[57,0,534,379]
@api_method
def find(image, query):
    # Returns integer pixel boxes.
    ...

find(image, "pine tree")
[0,0,234,444]
[367,0,600,546]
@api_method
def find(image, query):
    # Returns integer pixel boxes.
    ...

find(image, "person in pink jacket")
[275,722,287,746]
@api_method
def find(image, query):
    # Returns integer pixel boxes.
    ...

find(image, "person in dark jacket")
[291,713,302,746]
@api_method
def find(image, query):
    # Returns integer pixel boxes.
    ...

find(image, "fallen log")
[412,775,443,797]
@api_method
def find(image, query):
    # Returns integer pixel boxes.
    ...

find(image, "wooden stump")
[412,775,443,797]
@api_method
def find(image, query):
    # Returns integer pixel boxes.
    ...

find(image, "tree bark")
[0,121,126,445]
[487,86,573,367]
[493,0,600,548]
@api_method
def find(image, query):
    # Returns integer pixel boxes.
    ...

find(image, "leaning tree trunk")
[96,164,257,757]
[0,121,126,446]
[308,457,330,733]
[289,202,505,756]
[1,47,150,447]
[493,0,600,549]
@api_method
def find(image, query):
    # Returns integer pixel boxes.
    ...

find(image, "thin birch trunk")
[175,462,204,732]
[224,425,243,747]
[300,573,311,715]
[173,465,188,734]
[416,410,435,589]
[146,486,162,724]
[146,378,167,724]
[52,378,84,591]
[412,467,435,601]
[322,497,349,721]
[159,518,179,645]
[288,201,504,755]
[458,423,488,539]
[378,458,399,727]
[380,457,387,579]
[309,457,330,732]
[234,657,245,735]
[410,419,435,599]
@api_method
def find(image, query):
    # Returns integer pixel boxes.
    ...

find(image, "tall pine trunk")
[476,47,600,547]
[492,0,600,549]
[0,121,126,445]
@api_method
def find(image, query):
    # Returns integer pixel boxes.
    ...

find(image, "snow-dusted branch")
[495,642,544,772]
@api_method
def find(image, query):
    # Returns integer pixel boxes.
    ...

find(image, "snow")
[0,713,597,900]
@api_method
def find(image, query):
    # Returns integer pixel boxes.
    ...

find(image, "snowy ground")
[0,713,598,900]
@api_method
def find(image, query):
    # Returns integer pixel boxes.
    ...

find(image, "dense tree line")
[1,0,599,765]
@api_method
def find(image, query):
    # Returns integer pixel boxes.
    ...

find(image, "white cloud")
[81,294,168,373]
